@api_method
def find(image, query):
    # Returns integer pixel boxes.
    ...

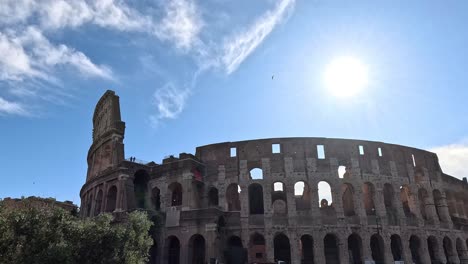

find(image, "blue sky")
[1,0,468,204]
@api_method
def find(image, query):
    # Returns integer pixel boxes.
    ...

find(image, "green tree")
[0,201,153,264]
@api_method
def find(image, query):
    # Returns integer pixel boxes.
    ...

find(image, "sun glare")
[324,56,368,97]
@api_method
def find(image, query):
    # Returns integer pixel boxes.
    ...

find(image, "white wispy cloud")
[151,83,190,125]
[154,0,203,51]
[430,141,468,180]
[0,97,28,116]
[221,0,295,74]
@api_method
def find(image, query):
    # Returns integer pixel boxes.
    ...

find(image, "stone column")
[116,174,129,212]
[401,236,412,264]
[384,235,395,264]
[313,234,326,264]
[425,192,440,226]
[458,241,468,264]
[182,171,192,211]
[338,233,349,264]
[289,232,300,264]
[218,165,227,211]
[362,233,372,262]
[419,237,432,264]
[265,231,274,263]
[439,192,453,227]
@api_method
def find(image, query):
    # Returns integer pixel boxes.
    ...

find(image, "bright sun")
[324,56,368,97]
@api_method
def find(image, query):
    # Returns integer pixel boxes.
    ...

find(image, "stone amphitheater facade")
[80,90,468,264]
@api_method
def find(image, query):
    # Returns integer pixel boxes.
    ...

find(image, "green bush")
[0,203,153,264]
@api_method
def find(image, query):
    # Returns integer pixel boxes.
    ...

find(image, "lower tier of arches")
[149,229,468,264]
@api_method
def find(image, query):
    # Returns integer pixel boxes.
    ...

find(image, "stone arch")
[168,182,182,206]
[274,233,291,263]
[188,234,205,264]
[410,235,423,264]
[94,189,103,215]
[318,181,333,207]
[250,233,266,263]
[300,235,314,264]
[418,188,429,221]
[272,181,287,204]
[134,169,150,209]
[250,168,263,180]
[390,234,403,261]
[324,234,340,264]
[383,183,398,225]
[208,187,219,207]
[427,235,442,263]
[371,234,385,264]
[443,236,455,264]
[226,183,241,211]
[348,233,363,264]
[166,236,180,264]
[227,235,243,247]
[248,183,264,214]
[341,183,356,216]
[151,187,160,211]
[295,181,311,211]
[363,182,376,216]
[106,185,117,212]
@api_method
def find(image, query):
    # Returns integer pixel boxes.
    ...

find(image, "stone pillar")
[362,234,372,262]
[218,165,227,211]
[425,192,440,225]
[338,233,349,264]
[401,236,412,264]
[384,234,395,264]
[116,174,129,211]
[314,234,326,264]
[458,241,468,264]
[289,232,300,264]
[419,237,432,264]
[439,192,453,227]
[182,171,192,211]
[265,231,274,263]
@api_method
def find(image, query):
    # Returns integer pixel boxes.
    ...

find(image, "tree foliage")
[0,201,153,264]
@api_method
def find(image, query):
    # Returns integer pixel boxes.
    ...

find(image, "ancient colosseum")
[80,90,468,264]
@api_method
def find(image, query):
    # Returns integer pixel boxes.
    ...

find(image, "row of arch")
[157,233,468,264]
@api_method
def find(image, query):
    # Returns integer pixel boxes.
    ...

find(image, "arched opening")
[295,181,311,211]
[106,186,117,212]
[433,189,444,222]
[400,185,413,217]
[347,233,363,264]
[443,237,454,264]
[189,234,205,264]
[167,236,180,264]
[384,183,398,225]
[418,188,429,221]
[341,183,356,216]
[134,170,150,209]
[338,165,347,178]
[94,190,103,215]
[410,235,423,264]
[427,236,441,263]
[272,182,287,203]
[226,184,241,211]
[208,187,219,207]
[274,233,291,263]
[250,233,266,263]
[390,235,403,261]
[371,234,385,264]
[248,183,264,214]
[300,235,314,264]
[250,168,263,180]
[149,240,158,264]
[151,187,161,211]
[363,182,376,216]
[318,181,333,207]
[224,236,246,264]
[168,182,182,206]
[324,234,340,264]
